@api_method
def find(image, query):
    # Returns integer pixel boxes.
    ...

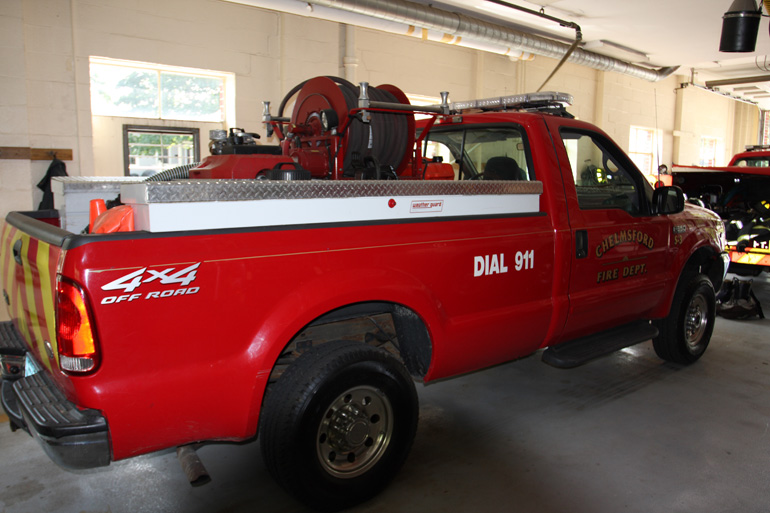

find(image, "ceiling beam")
[705,75,770,87]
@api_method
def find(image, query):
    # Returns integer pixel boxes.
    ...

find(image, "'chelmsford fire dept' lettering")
[596,230,655,257]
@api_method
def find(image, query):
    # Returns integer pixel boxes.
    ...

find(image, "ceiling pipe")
[705,74,770,87]
[678,81,759,107]
[306,0,679,82]
[483,0,584,91]
[228,0,535,60]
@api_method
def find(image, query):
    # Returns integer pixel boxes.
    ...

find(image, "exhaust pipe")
[177,445,212,487]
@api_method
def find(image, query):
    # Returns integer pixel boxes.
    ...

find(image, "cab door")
[545,118,672,339]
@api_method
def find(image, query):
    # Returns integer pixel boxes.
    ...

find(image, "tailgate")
[1,212,69,372]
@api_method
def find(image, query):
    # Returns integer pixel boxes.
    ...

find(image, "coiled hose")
[279,77,409,177]
[336,82,408,176]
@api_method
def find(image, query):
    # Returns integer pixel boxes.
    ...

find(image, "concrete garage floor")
[2,275,770,513]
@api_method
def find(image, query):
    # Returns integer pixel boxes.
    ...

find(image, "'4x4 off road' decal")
[99,263,200,304]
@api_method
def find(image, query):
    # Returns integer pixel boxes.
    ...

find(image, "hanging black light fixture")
[720,0,762,52]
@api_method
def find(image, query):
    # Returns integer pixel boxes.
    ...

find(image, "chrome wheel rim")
[684,294,709,352]
[316,385,393,478]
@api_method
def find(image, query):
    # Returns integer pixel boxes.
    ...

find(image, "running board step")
[542,320,658,369]
[0,321,26,356]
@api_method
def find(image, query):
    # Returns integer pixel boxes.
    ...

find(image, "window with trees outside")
[90,58,227,121]
[90,57,233,176]
[123,126,200,177]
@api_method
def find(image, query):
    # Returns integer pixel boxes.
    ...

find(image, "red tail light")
[56,278,100,374]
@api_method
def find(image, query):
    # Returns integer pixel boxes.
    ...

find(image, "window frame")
[122,125,201,177]
[628,125,662,180]
[559,127,654,216]
[698,136,722,167]
[89,57,231,122]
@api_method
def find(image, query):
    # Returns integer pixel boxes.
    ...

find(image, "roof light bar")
[449,91,574,112]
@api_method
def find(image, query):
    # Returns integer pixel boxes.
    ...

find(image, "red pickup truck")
[669,145,770,275]
[0,78,728,511]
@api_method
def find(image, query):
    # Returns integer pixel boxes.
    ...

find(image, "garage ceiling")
[235,0,770,109]
[417,0,770,109]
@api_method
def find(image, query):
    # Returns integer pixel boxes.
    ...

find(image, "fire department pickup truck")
[669,145,770,275]
[1,77,728,511]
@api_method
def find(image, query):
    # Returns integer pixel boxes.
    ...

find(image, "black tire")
[260,341,418,511]
[653,273,715,364]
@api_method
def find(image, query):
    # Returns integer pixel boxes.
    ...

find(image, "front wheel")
[260,341,418,511]
[653,273,715,364]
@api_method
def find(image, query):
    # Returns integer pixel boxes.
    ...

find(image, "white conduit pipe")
[228,0,533,60]
[231,0,678,82]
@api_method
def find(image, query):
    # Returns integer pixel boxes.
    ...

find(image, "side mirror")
[652,185,684,215]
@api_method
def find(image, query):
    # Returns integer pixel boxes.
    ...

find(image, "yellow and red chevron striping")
[729,248,770,267]
[1,222,60,371]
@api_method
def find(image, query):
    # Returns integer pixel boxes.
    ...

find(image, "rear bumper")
[0,321,111,470]
[728,247,770,269]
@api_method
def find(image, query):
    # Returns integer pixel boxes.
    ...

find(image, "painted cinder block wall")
[0,0,760,323]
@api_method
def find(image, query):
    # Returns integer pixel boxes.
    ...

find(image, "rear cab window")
[732,156,770,167]
[422,125,534,181]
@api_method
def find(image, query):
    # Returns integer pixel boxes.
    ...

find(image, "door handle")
[12,239,23,265]
[575,230,588,259]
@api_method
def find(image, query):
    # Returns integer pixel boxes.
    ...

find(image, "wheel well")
[266,302,432,387]
[684,246,725,290]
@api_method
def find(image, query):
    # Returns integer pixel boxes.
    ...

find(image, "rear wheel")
[260,341,418,511]
[653,273,715,364]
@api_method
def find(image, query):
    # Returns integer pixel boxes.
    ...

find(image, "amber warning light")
[56,278,100,373]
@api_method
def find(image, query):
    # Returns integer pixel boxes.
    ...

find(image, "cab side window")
[423,126,533,181]
[561,129,645,215]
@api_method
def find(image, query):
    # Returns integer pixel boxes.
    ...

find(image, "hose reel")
[283,76,415,179]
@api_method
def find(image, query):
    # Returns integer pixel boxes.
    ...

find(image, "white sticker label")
[410,200,444,213]
[100,263,201,304]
